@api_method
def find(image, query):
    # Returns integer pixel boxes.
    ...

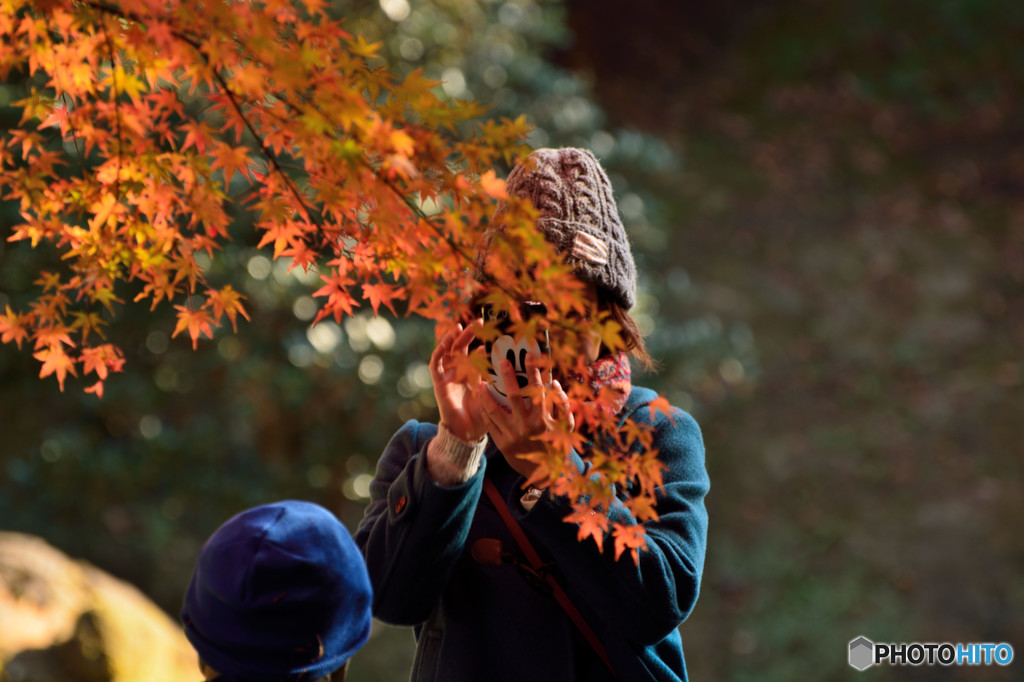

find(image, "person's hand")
[430,321,487,443]
[478,353,574,478]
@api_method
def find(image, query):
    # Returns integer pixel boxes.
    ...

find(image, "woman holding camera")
[355,148,710,682]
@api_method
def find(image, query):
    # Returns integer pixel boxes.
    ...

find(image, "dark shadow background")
[2,1,1021,680]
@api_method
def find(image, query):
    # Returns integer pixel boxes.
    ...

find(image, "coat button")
[394,495,407,514]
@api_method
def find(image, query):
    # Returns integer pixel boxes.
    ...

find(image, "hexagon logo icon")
[849,636,874,670]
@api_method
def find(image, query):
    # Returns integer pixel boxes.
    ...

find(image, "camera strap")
[482,476,617,678]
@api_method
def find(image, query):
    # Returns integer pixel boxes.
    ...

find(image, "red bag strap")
[482,477,617,678]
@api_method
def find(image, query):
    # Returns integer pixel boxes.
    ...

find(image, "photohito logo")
[849,636,874,671]
[848,636,1014,670]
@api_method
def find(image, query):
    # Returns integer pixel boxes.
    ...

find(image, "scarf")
[569,351,632,416]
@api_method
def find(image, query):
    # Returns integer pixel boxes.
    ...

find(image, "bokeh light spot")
[247,255,272,280]
[307,321,343,354]
[139,415,162,439]
[293,295,318,321]
[380,0,410,22]
[358,355,385,384]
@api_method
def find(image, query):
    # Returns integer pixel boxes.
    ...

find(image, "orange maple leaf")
[384,153,419,179]
[71,311,107,344]
[257,221,303,258]
[624,494,660,523]
[479,169,507,199]
[646,395,677,424]
[612,523,648,565]
[565,504,609,552]
[537,423,586,457]
[172,306,216,350]
[281,239,319,273]
[0,306,30,349]
[619,417,654,452]
[206,285,250,331]
[362,282,403,316]
[39,104,70,136]
[33,325,76,351]
[597,318,625,354]
[80,344,124,381]
[313,271,358,322]
[33,345,77,391]
[34,271,62,293]
[181,121,215,153]
[390,129,415,157]
[347,34,382,59]
[134,271,179,311]
[211,143,252,186]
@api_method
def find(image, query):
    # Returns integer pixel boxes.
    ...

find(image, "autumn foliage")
[0,0,667,559]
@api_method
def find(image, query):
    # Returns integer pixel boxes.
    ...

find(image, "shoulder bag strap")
[482,477,617,678]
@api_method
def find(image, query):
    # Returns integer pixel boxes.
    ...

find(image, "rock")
[0,532,196,682]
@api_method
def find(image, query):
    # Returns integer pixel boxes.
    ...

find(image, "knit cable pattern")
[480,148,637,309]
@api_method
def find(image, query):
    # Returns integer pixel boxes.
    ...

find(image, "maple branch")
[203,60,484,287]
[99,15,122,202]
[60,93,85,164]
[77,0,512,316]
[363,158,489,277]
[83,0,330,236]
[209,71,318,224]
[85,1,203,51]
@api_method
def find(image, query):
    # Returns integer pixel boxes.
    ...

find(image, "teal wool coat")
[354,386,710,682]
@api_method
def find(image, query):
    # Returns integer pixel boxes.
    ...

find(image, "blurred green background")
[1,0,1021,680]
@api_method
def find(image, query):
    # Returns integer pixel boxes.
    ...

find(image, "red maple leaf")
[313,271,358,322]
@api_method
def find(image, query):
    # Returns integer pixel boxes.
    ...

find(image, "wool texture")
[481,148,638,309]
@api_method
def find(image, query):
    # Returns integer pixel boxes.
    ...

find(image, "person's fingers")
[522,353,550,421]
[524,353,545,391]
[499,358,529,422]
[551,380,575,432]
[477,384,510,439]
[479,411,502,442]
[528,349,553,387]
[550,379,569,410]
[429,323,462,380]
[429,342,445,380]
[434,319,461,344]
[451,319,482,355]
[466,387,489,436]
[437,323,460,354]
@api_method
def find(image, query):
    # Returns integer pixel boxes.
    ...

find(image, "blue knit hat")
[181,501,373,682]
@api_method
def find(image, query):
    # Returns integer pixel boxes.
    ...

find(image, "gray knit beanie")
[481,147,637,310]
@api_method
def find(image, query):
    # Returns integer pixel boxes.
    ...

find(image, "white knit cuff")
[426,424,487,486]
